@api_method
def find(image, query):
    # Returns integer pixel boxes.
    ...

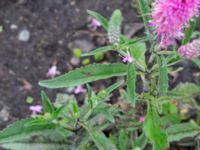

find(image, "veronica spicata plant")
[1,1,200,150]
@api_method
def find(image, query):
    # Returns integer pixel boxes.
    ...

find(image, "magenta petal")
[29,105,43,115]
[74,85,86,94]
[152,0,200,47]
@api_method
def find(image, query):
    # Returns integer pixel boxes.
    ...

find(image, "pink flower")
[46,65,61,78]
[122,54,133,63]
[74,85,86,94]
[151,0,199,47]
[89,18,101,30]
[139,116,145,123]
[178,39,200,59]
[29,105,43,115]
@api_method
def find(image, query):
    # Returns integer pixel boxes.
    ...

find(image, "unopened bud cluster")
[178,39,200,59]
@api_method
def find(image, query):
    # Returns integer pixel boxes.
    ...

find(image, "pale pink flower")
[46,65,61,78]
[139,116,145,123]
[74,85,86,94]
[178,39,200,59]
[151,0,200,47]
[29,105,43,115]
[122,54,133,63]
[89,18,101,30]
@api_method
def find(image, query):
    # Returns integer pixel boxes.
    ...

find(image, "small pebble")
[70,57,80,66]
[0,107,10,121]
[0,26,3,33]
[10,24,18,30]
[18,29,30,42]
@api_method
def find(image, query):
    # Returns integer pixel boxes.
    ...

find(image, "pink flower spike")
[46,65,61,78]
[74,85,86,94]
[89,18,101,30]
[151,0,200,47]
[122,54,133,63]
[139,116,145,123]
[29,105,43,115]
[178,39,200,59]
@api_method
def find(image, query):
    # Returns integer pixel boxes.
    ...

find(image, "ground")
[0,1,200,149]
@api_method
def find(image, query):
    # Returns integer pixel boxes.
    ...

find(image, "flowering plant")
[0,1,200,150]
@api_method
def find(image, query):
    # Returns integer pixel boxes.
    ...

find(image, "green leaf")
[182,19,196,45]
[118,129,128,150]
[122,37,149,47]
[108,9,122,44]
[161,102,178,115]
[127,63,136,105]
[157,56,168,95]
[129,42,147,71]
[133,133,147,149]
[52,106,65,118]
[39,63,127,88]
[24,119,49,127]
[82,45,115,57]
[54,93,74,108]
[87,10,109,30]
[41,91,54,113]
[0,119,71,150]
[170,82,200,98]
[95,108,115,123]
[1,143,68,150]
[129,42,146,60]
[136,0,150,34]
[192,58,200,68]
[83,81,122,121]
[167,51,182,66]
[167,122,200,142]
[119,89,130,102]
[106,80,123,94]
[71,100,80,119]
[83,123,117,150]
[143,101,168,150]
[0,119,65,143]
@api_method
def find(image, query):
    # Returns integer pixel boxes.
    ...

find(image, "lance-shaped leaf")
[167,122,200,142]
[170,82,200,98]
[133,133,147,149]
[136,0,150,34]
[143,101,168,150]
[129,42,147,71]
[127,63,136,105]
[0,119,71,150]
[118,129,128,150]
[1,143,68,150]
[83,123,117,150]
[39,63,127,88]
[0,119,54,143]
[41,91,54,113]
[157,56,168,95]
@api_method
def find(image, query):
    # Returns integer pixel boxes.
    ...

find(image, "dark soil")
[0,0,199,149]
